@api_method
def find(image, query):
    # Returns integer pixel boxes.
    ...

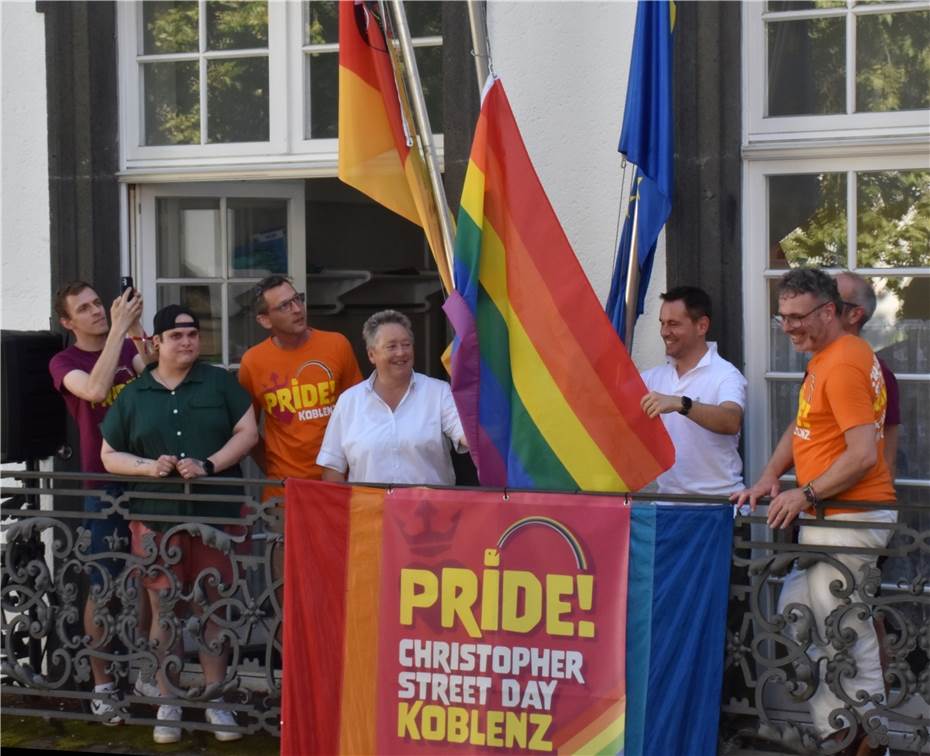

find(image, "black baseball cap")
[153,305,200,336]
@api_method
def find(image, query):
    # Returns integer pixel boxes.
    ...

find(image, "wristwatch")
[802,482,820,506]
[678,396,693,416]
[202,458,216,476]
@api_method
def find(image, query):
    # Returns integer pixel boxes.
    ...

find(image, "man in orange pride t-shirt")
[238,275,363,502]
[734,268,894,750]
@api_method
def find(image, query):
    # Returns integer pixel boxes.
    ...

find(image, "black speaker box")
[1,330,67,463]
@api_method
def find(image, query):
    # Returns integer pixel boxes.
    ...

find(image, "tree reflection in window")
[141,0,269,145]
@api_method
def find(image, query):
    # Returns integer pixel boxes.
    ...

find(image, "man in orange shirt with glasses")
[239,275,363,497]
[733,268,894,754]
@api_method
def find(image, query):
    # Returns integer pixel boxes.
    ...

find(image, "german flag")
[338,0,452,292]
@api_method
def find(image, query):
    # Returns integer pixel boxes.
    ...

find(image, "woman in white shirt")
[317,310,467,485]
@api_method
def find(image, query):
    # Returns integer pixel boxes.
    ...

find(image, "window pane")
[857,11,930,112]
[227,198,288,276]
[157,284,223,363]
[143,61,200,146]
[769,173,847,268]
[405,1,442,37]
[156,198,222,277]
[228,281,266,363]
[857,170,930,268]
[896,381,930,479]
[142,1,198,54]
[305,52,338,139]
[861,276,930,375]
[415,45,443,134]
[768,379,803,450]
[304,1,338,45]
[207,57,269,143]
[206,1,268,50]
[767,17,845,116]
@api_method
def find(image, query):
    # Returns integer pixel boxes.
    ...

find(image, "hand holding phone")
[120,276,135,301]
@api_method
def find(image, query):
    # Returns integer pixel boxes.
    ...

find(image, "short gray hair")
[363,309,414,349]
[776,268,842,311]
[837,271,877,325]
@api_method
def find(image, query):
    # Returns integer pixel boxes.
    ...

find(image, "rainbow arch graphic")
[496,516,588,571]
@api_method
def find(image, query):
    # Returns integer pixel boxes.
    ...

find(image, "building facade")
[1,0,927,498]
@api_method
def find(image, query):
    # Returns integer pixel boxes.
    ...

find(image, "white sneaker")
[133,676,161,699]
[206,705,242,742]
[90,688,123,726]
[153,704,182,744]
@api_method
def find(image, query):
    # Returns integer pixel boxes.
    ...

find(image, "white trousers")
[776,509,896,737]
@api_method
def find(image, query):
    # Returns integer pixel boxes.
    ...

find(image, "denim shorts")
[82,486,130,589]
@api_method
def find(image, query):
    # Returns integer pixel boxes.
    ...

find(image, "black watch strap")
[202,458,215,476]
[679,396,693,416]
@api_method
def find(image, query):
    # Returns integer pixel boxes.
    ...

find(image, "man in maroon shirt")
[48,281,152,723]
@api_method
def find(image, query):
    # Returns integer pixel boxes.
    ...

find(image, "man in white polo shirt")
[640,286,746,497]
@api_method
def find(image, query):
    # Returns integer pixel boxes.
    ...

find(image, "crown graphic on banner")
[396,501,463,557]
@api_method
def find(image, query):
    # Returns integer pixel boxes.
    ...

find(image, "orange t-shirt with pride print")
[239,329,363,499]
[793,334,895,515]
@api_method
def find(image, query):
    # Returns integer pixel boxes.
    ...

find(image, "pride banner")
[281,479,631,755]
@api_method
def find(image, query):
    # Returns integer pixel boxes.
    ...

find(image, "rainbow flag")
[338,0,452,292]
[443,78,674,492]
[281,479,632,755]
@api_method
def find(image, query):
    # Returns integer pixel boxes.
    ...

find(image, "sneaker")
[206,705,242,742]
[153,704,182,744]
[133,676,161,699]
[90,689,123,726]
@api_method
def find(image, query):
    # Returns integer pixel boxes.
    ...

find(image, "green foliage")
[857,170,930,269]
[778,174,847,268]
[857,11,930,112]
[144,1,198,54]
[142,0,269,144]
[156,102,200,145]
[207,1,268,50]
[306,1,338,46]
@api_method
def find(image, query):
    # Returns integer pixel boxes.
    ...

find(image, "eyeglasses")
[773,300,832,328]
[266,291,306,314]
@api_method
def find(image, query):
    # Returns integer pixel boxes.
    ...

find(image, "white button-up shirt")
[316,372,466,486]
[641,342,746,496]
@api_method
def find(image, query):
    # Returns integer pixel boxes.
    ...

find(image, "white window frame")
[135,180,307,368]
[118,1,289,165]
[118,1,443,174]
[741,149,930,485]
[743,1,930,147]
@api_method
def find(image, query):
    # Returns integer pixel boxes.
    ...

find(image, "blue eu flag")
[606,0,675,343]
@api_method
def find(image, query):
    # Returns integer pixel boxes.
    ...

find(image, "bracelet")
[131,335,153,342]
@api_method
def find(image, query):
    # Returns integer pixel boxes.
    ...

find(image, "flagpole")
[466,0,490,87]
[387,0,457,288]
[623,180,641,348]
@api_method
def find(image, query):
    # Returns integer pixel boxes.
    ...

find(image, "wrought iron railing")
[2,471,928,752]
[720,499,930,754]
[1,470,283,739]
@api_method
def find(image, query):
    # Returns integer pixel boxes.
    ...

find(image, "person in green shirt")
[101,304,257,745]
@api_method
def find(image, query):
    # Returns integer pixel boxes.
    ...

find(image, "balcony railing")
[721,498,930,754]
[2,470,928,752]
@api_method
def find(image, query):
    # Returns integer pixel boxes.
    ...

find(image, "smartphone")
[120,276,134,300]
